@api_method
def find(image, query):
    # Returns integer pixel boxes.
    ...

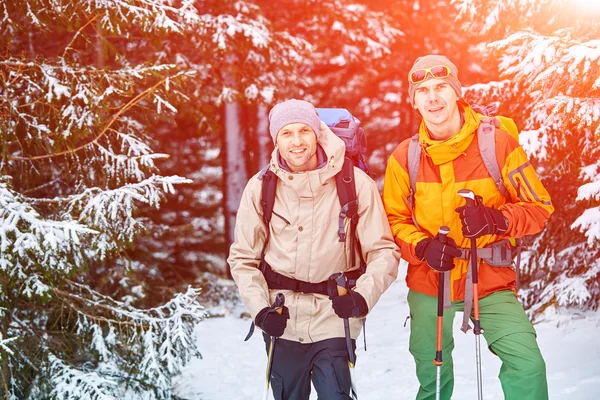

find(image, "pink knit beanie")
[268,99,321,143]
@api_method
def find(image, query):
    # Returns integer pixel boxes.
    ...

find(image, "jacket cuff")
[494,210,509,236]
[415,238,431,260]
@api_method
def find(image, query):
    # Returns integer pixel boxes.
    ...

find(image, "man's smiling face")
[413,78,460,138]
[276,122,318,172]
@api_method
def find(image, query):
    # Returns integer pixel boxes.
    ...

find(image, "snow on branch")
[491,31,600,102]
[463,79,513,105]
[541,96,600,132]
[460,4,600,316]
[320,2,402,63]
[66,175,192,259]
[0,59,193,161]
[208,12,272,50]
[527,260,600,316]
[571,207,600,245]
[48,281,205,398]
[493,31,562,86]
[578,162,600,201]
[572,158,600,245]
[489,31,600,176]
[0,178,96,278]
[0,330,18,360]
[491,30,600,249]
[0,172,190,279]
[452,0,556,34]
[6,0,203,36]
[48,353,119,400]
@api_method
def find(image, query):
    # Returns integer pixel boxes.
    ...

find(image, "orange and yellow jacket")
[382,105,554,301]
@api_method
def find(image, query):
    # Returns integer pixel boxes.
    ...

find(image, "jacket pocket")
[270,211,290,234]
[328,349,352,395]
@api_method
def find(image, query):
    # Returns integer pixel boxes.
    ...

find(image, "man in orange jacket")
[382,54,553,399]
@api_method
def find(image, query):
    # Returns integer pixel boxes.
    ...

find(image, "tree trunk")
[224,101,248,251]
[0,306,11,399]
[257,104,271,166]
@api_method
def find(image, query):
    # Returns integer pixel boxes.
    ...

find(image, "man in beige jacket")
[228,99,400,400]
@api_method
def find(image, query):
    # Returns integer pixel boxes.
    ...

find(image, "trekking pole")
[263,293,285,400]
[333,272,359,400]
[457,189,484,400]
[434,226,450,400]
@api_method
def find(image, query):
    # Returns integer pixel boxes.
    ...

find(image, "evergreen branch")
[55,290,150,329]
[21,178,64,195]
[62,14,101,58]
[0,332,18,357]
[10,70,190,162]
[61,278,202,323]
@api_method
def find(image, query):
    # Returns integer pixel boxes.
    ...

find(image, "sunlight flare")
[565,0,600,13]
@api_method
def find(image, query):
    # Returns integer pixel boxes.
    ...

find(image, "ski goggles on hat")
[409,65,453,84]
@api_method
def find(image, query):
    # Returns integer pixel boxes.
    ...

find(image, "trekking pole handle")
[457,189,477,207]
[273,293,285,314]
[438,226,450,243]
[333,272,349,297]
[436,226,450,319]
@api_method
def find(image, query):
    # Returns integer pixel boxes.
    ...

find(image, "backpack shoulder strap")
[259,165,277,225]
[335,157,358,243]
[335,157,365,271]
[406,134,422,230]
[407,133,421,196]
[477,118,510,200]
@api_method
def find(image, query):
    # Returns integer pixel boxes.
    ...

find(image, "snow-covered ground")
[174,274,600,399]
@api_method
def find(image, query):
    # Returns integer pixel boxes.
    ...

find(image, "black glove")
[332,290,368,319]
[415,235,461,272]
[255,305,290,338]
[455,197,508,239]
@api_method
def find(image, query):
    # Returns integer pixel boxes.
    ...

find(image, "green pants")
[408,290,548,400]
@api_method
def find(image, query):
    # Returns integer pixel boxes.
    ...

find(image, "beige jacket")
[228,122,400,343]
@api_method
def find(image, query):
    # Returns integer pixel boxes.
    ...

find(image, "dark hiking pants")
[263,333,356,400]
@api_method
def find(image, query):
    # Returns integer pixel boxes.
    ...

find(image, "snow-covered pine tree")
[106,0,313,305]
[0,1,215,398]
[455,0,600,318]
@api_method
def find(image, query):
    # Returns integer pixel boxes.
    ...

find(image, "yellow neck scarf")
[418,105,481,166]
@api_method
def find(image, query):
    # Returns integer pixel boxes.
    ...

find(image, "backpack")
[259,108,370,283]
[406,106,524,287]
[316,108,370,176]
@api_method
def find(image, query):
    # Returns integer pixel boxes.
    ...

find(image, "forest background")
[0,0,598,398]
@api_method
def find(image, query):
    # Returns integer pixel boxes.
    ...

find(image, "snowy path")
[174,277,600,399]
